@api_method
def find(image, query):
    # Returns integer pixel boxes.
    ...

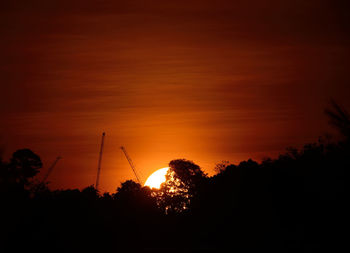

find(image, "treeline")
[0,103,348,252]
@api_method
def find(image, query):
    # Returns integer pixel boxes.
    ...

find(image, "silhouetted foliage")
[214,160,230,174]
[1,105,348,252]
[325,100,350,139]
[157,159,207,213]
[115,179,142,197]
[1,149,42,187]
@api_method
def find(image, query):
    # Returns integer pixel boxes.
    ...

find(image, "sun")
[144,167,169,189]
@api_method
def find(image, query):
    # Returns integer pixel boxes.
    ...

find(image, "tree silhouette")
[81,185,99,200]
[214,160,230,174]
[158,159,207,213]
[8,149,42,185]
[325,100,350,139]
[0,149,42,197]
[114,180,159,213]
[115,180,142,197]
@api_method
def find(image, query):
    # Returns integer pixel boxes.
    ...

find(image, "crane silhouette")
[42,156,62,183]
[120,146,143,185]
[95,132,105,191]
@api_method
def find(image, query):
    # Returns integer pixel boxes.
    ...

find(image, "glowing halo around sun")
[144,167,169,189]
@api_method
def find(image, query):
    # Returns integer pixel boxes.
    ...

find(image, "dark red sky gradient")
[1,0,350,192]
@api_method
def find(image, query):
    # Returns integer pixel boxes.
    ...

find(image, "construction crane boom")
[120,146,142,184]
[42,156,62,183]
[95,132,105,191]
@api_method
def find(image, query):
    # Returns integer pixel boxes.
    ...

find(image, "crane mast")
[120,146,142,184]
[95,132,105,191]
[42,156,62,183]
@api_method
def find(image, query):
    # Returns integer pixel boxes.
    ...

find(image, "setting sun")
[144,167,169,189]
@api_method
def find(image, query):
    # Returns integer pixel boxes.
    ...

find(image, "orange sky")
[1,0,350,192]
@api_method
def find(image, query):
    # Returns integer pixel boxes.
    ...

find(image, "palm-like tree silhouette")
[325,100,350,138]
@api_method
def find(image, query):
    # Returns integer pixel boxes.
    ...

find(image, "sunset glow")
[1,0,349,194]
